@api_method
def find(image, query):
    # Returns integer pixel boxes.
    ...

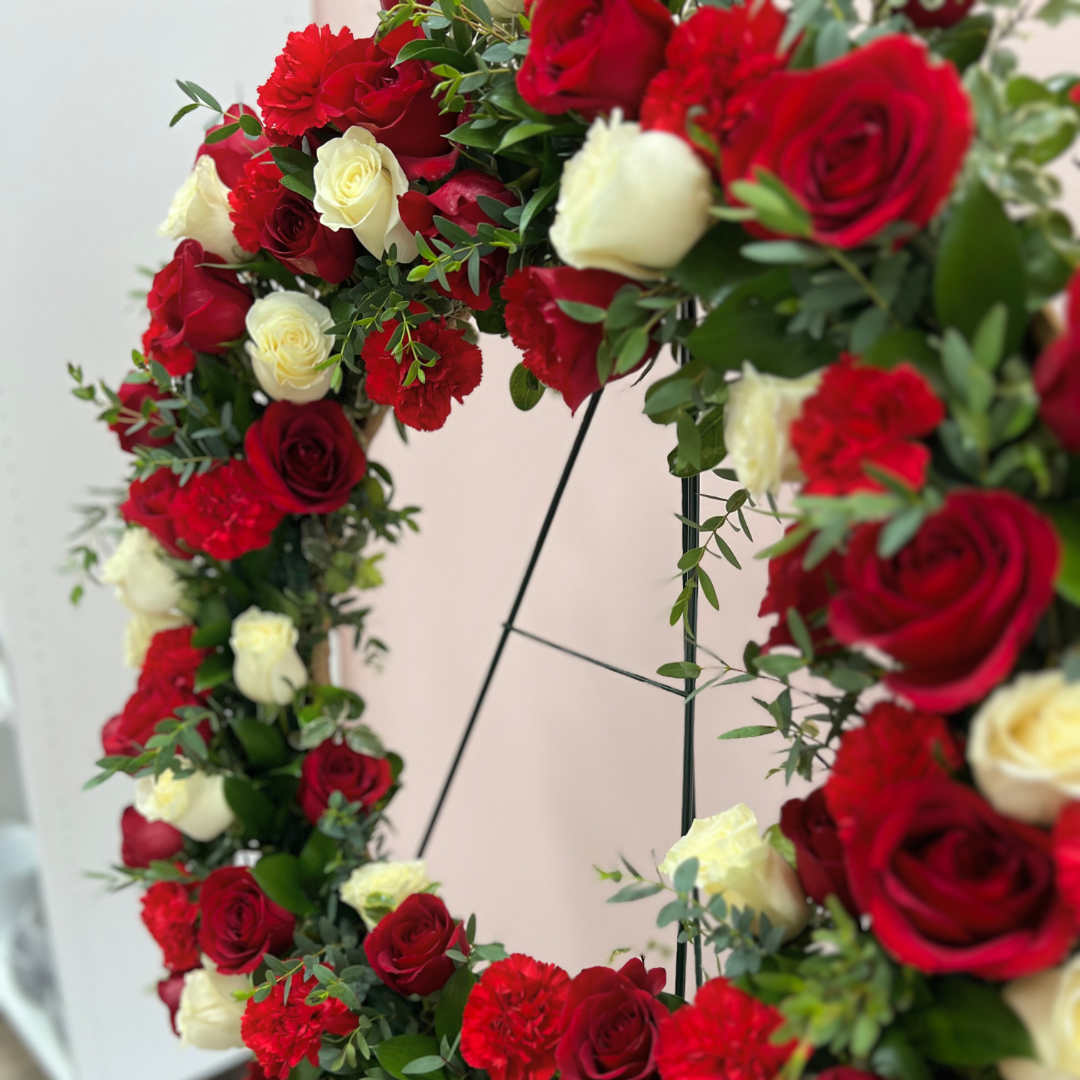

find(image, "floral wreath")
[69,0,1080,1079]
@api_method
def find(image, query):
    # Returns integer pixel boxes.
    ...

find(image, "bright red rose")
[139,626,207,696]
[363,318,483,432]
[899,0,976,27]
[364,893,468,997]
[197,103,270,188]
[103,677,204,757]
[145,240,253,373]
[723,36,973,249]
[556,958,667,1080]
[656,977,794,1080]
[141,881,200,973]
[297,741,392,824]
[518,0,674,120]
[1035,272,1080,452]
[245,401,367,515]
[503,267,655,414]
[1054,802,1080,924]
[462,953,571,1080]
[845,778,1075,979]
[829,489,1060,712]
[242,968,357,1079]
[791,354,944,495]
[121,470,189,558]
[109,377,171,454]
[780,788,856,915]
[229,156,358,284]
[172,460,285,561]
[198,866,295,975]
[157,972,186,1036]
[121,805,185,868]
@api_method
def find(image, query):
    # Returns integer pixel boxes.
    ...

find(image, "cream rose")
[724,363,821,499]
[101,527,184,614]
[1001,956,1080,1080]
[134,766,235,843]
[549,112,712,280]
[245,291,335,403]
[158,155,248,263]
[659,803,809,942]
[123,609,189,668]
[177,961,250,1050]
[313,126,417,261]
[230,606,309,705]
[340,860,433,930]
[969,670,1080,826]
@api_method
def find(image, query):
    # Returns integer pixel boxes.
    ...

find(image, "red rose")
[556,958,667,1080]
[229,156,358,284]
[141,881,200,973]
[109,377,171,454]
[140,626,207,696]
[242,968,357,1079]
[829,489,1060,712]
[723,36,973,249]
[297,741,392,824]
[364,893,468,996]
[363,318,483,432]
[145,240,253,373]
[791,354,944,495]
[121,470,189,558]
[103,674,205,757]
[198,866,295,975]
[845,778,1075,979]
[399,171,516,309]
[656,978,794,1080]
[780,788,856,915]
[158,972,186,1036]
[121,805,185,868]
[518,0,674,121]
[197,103,270,188]
[244,401,367,515]
[172,460,285,561]
[1054,802,1080,924]
[640,1,789,162]
[1035,271,1080,452]
[503,267,655,414]
[462,953,571,1080]
[899,0,975,27]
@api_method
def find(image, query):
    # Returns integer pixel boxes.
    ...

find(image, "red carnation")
[172,460,285,561]
[656,977,794,1080]
[197,103,270,188]
[1054,802,1080,924]
[1035,270,1080,452]
[158,972,186,1036]
[120,805,185,869]
[829,489,1060,712]
[462,953,571,1080]
[791,354,944,495]
[141,881,200,973]
[297,740,392,825]
[241,969,358,1079]
[780,788,856,915]
[121,470,189,558]
[363,318,483,432]
[198,866,295,975]
[109,377,171,454]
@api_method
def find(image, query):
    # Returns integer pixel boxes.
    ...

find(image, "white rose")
[724,363,821,499]
[969,670,1080,826]
[123,610,189,668]
[177,961,250,1050]
[1001,956,1080,1080]
[659,803,810,943]
[245,291,335,404]
[230,607,309,705]
[101,527,184,614]
[340,860,432,930]
[313,126,417,261]
[550,112,712,280]
[487,0,524,17]
[134,766,234,843]
[158,155,249,263]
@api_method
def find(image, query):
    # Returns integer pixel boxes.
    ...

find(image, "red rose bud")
[364,893,468,997]
[157,972,186,1036]
[1035,273,1080,452]
[899,0,976,27]
[829,489,1060,713]
[297,740,393,825]
[120,805,185,869]
[141,881,200,974]
[198,866,296,975]
[518,0,674,120]
[779,788,856,916]
[109,378,171,454]
[197,103,270,188]
[121,470,190,558]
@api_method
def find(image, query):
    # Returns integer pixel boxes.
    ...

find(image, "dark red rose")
[462,953,571,1080]
[244,400,367,515]
[791,354,944,496]
[780,788,856,915]
[145,240,253,372]
[197,103,270,188]
[229,156,358,284]
[723,36,973,248]
[829,489,1060,712]
[556,958,667,1080]
[518,0,674,120]
[158,972,186,1036]
[398,171,516,309]
[198,866,295,975]
[297,740,393,824]
[899,0,976,27]
[844,778,1075,979]
[1035,271,1080,452]
[121,805,185,868]
[109,377,171,454]
[363,317,483,432]
[172,459,285,561]
[121,470,189,558]
[139,626,208,696]
[503,267,656,414]
[141,881,200,973]
[1054,802,1080,925]
[364,892,468,997]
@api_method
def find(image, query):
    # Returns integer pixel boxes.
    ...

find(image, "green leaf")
[280,174,316,201]
[668,407,727,478]
[238,112,263,137]
[223,777,277,841]
[740,241,820,265]
[194,652,232,692]
[862,329,944,389]
[871,1030,933,1080]
[753,653,805,679]
[509,364,545,411]
[719,725,777,740]
[498,122,556,150]
[556,300,607,323]
[231,717,290,768]
[375,1036,445,1080]
[608,881,663,903]
[933,13,993,71]
[202,122,240,145]
[185,81,222,113]
[170,102,200,127]
[403,1059,446,1076]
[972,303,1008,371]
[670,223,764,305]
[395,40,474,68]
[672,857,699,895]
[252,853,317,916]
[657,661,702,679]
[191,620,232,648]
[435,965,476,1044]
[299,828,338,888]
[1047,503,1080,606]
